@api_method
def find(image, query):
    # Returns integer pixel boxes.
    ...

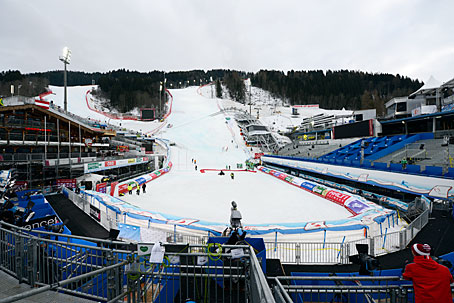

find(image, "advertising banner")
[56,178,77,189]
[110,181,118,196]
[89,204,101,222]
[325,190,351,205]
[85,157,150,173]
[96,182,107,193]
[15,181,28,190]
[118,183,129,195]
[254,153,264,159]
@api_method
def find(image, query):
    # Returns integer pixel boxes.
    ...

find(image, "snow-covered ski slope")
[197,84,354,134]
[49,85,352,226]
[118,87,353,225]
[49,85,162,133]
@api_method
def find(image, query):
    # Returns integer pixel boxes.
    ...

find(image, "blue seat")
[374,162,388,170]
[362,160,372,168]
[405,164,420,173]
[389,163,403,172]
[423,166,443,176]
[445,167,454,178]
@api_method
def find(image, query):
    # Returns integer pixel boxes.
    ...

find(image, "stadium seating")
[319,134,420,163]
[423,166,443,177]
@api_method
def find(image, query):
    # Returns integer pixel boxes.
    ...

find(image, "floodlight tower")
[59,47,71,112]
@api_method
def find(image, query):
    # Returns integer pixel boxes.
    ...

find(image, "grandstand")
[235,111,280,152]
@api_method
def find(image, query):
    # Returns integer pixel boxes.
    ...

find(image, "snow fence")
[81,166,402,240]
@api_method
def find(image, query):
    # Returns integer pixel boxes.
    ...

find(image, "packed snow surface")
[50,85,352,225]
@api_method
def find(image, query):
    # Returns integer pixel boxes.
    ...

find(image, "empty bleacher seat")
[362,160,372,168]
[373,162,388,170]
[389,163,403,172]
[405,164,421,173]
[423,166,443,177]
[445,167,454,178]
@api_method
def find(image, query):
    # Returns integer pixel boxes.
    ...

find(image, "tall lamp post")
[59,47,71,112]
[159,82,162,117]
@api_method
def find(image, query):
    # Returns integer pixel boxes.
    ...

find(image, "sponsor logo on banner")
[304,221,326,231]
[278,174,287,180]
[128,158,136,164]
[96,182,107,193]
[325,190,351,205]
[110,181,118,196]
[254,153,264,159]
[313,186,328,196]
[87,162,103,172]
[300,182,315,191]
[23,215,60,230]
[284,176,293,182]
[89,205,101,221]
[15,181,28,190]
[105,160,116,167]
[118,183,128,194]
[345,199,369,214]
[136,177,146,184]
[56,178,77,189]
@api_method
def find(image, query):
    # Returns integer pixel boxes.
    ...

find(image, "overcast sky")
[1,0,453,82]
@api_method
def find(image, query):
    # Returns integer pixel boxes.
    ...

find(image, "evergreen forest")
[0,69,422,115]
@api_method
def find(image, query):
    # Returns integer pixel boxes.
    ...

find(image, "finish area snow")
[49,85,352,225]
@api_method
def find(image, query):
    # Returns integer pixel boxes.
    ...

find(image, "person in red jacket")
[403,243,453,302]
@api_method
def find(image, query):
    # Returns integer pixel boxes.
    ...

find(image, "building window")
[396,102,407,112]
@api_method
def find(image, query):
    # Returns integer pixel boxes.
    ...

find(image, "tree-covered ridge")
[0,69,422,115]
[252,70,422,114]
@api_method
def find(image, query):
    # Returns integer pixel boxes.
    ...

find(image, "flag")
[35,99,50,109]
[34,91,53,109]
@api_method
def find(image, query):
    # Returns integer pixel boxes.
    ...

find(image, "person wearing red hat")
[402,243,453,302]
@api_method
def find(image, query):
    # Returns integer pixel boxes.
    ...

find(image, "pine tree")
[215,79,222,98]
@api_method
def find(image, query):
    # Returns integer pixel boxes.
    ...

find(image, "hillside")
[1,69,422,116]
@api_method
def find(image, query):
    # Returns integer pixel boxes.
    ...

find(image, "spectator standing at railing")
[401,158,408,169]
[403,243,453,303]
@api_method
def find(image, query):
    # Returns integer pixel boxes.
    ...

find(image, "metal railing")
[272,276,416,303]
[0,220,274,303]
[0,220,133,302]
[125,244,275,303]
[265,242,349,265]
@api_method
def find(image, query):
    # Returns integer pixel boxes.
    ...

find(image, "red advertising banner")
[56,178,77,189]
[110,181,118,196]
[254,153,264,159]
[118,183,128,195]
[96,182,107,194]
[15,181,28,190]
[105,160,116,167]
[325,190,351,205]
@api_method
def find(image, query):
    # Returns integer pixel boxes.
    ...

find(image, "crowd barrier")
[263,155,454,199]
[277,168,409,212]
